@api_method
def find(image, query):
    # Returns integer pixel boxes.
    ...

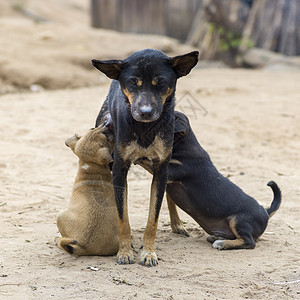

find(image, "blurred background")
[1,0,299,94]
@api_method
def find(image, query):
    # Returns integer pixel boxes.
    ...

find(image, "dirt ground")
[1,0,300,299]
[1,69,300,299]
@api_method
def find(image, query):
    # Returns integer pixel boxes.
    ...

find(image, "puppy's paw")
[212,240,225,250]
[140,250,158,267]
[117,249,134,265]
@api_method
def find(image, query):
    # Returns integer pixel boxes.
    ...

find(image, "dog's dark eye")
[129,78,137,86]
[129,77,142,87]
[152,77,166,87]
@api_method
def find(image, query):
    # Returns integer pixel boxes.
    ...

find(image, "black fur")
[166,111,282,249]
[92,49,198,264]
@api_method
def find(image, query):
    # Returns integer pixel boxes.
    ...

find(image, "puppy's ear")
[97,147,113,165]
[65,134,81,150]
[91,59,124,80]
[170,51,199,78]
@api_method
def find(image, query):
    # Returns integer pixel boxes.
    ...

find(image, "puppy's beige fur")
[56,126,118,255]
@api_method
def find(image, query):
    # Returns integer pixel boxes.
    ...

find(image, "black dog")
[154,111,281,250]
[92,49,198,266]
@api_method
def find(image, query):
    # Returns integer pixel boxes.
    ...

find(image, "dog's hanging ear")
[97,147,113,165]
[65,134,81,150]
[174,112,189,135]
[173,112,190,145]
[91,59,124,80]
[170,51,199,78]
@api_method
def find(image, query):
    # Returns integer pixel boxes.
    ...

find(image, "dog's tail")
[266,181,282,218]
[57,237,87,255]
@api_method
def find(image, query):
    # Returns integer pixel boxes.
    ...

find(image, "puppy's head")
[65,127,113,165]
[92,49,199,122]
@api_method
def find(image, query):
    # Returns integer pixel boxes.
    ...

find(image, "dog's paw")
[140,250,158,267]
[207,235,221,243]
[171,223,190,237]
[117,250,134,265]
[212,240,225,250]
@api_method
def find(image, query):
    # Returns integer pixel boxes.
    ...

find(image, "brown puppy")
[56,126,118,255]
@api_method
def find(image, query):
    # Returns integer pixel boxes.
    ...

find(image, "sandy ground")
[1,68,300,299]
[1,0,300,299]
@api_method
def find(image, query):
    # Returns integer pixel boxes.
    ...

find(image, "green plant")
[208,23,254,52]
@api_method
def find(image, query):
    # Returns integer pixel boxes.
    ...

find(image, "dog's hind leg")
[212,216,256,250]
[166,193,190,237]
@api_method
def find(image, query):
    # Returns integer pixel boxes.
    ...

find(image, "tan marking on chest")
[120,136,171,163]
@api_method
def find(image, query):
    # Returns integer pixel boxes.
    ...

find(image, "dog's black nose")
[139,106,153,118]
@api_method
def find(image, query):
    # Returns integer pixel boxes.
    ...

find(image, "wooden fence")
[91,0,300,62]
[91,0,202,41]
[187,0,300,58]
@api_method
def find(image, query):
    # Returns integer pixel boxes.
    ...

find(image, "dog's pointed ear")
[170,51,199,78]
[91,59,124,80]
[65,133,81,150]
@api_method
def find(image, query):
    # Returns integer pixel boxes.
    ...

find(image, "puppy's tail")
[57,237,86,255]
[266,181,282,218]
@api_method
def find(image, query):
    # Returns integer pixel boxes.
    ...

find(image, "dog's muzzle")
[131,105,159,122]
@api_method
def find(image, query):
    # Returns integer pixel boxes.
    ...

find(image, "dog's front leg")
[112,154,133,264]
[141,158,169,266]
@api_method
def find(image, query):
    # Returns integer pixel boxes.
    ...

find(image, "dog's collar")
[73,180,105,192]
